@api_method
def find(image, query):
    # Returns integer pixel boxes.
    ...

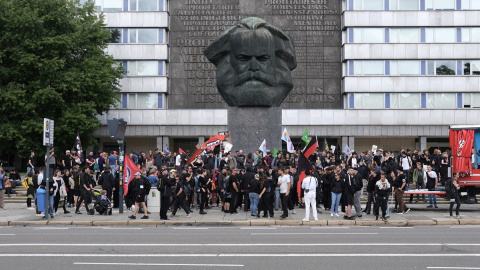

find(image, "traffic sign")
[43,118,54,146]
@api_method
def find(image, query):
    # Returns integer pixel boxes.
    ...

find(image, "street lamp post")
[107,118,127,214]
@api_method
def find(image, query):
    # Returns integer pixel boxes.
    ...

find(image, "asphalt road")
[1,226,480,270]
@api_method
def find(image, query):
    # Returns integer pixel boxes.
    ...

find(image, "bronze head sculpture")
[204,17,297,107]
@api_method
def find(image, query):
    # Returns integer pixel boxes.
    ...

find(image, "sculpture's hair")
[204,17,296,70]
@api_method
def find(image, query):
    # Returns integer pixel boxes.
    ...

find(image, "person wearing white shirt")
[277,168,290,219]
[301,170,318,221]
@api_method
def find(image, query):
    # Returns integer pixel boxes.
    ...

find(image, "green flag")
[301,128,309,143]
[273,147,278,157]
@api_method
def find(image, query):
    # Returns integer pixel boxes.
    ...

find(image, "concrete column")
[157,136,170,151]
[348,136,355,152]
[156,137,162,150]
[198,136,205,145]
[420,136,427,151]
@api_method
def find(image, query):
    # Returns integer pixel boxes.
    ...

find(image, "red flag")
[179,148,187,155]
[303,136,318,158]
[187,148,203,165]
[202,135,226,149]
[451,129,474,175]
[297,153,313,198]
[123,155,140,196]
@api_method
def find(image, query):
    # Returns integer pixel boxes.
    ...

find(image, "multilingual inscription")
[170,0,342,109]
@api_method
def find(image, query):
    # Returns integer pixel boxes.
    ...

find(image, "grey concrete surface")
[1,226,480,270]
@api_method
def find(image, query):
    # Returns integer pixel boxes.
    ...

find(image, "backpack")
[223,177,230,193]
[21,178,29,189]
[182,180,192,195]
[137,178,150,196]
[445,178,453,196]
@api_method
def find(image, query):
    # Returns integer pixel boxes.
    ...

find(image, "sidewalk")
[1,202,479,226]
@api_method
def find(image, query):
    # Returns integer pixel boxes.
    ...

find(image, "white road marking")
[0,234,15,236]
[240,227,277,230]
[379,227,413,229]
[0,253,477,257]
[427,267,480,269]
[311,227,350,229]
[74,262,243,267]
[1,243,477,247]
[172,227,209,230]
[101,227,143,230]
[250,233,378,235]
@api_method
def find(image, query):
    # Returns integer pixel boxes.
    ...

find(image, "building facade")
[93,0,480,154]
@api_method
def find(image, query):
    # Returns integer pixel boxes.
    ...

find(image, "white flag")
[223,142,233,153]
[281,127,294,153]
[259,139,267,157]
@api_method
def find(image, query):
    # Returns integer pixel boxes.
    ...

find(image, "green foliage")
[0,0,124,158]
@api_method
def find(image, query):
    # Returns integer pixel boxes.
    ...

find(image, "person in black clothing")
[364,170,379,215]
[323,167,334,210]
[344,167,356,220]
[242,166,255,212]
[159,169,173,220]
[128,172,149,219]
[205,151,215,173]
[229,168,240,214]
[198,169,211,214]
[258,172,274,218]
[75,167,93,215]
[374,173,391,221]
[99,167,115,202]
[449,172,461,219]
[171,176,191,218]
[248,174,261,217]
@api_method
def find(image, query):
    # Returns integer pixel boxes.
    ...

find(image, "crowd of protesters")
[0,145,463,221]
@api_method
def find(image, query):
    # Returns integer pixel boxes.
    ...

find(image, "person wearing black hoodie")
[99,167,115,202]
[364,170,379,215]
[242,166,255,212]
[158,168,173,220]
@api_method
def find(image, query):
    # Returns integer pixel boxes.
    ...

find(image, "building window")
[94,0,123,12]
[129,0,160,11]
[425,28,456,43]
[127,61,165,76]
[129,29,157,43]
[461,28,480,42]
[390,28,420,43]
[390,61,421,75]
[125,93,165,109]
[353,28,384,43]
[352,93,385,109]
[463,60,480,75]
[390,93,421,109]
[463,93,480,108]
[427,93,456,108]
[426,0,455,10]
[106,28,122,43]
[426,60,456,75]
[354,61,384,75]
[389,0,420,10]
[352,0,383,10]
[462,0,480,9]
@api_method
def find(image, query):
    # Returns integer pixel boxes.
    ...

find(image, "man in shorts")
[129,172,149,220]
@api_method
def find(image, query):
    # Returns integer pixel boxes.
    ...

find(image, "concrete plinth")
[228,107,282,155]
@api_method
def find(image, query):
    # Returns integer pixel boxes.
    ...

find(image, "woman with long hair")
[53,169,70,215]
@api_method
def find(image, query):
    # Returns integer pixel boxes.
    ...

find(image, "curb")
[2,219,479,227]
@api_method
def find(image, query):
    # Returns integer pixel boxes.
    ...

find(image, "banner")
[123,155,140,196]
[281,127,294,153]
[164,144,169,154]
[73,132,83,163]
[259,139,267,157]
[371,145,377,154]
[202,135,226,150]
[344,145,352,156]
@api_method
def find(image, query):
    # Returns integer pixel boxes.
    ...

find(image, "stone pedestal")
[228,107,282,155]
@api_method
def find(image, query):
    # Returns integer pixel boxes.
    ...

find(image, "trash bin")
[36,188,46,212]
[146,189,160,213]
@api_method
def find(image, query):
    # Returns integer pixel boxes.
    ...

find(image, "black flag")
[73,132,83,164]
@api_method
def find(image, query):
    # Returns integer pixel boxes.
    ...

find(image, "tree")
[0,0,124,158]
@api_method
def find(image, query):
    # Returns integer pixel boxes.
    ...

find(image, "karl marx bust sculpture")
[204,17,297,107]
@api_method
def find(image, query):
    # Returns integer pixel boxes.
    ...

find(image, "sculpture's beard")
[216,61,293,107]
[235,71,275,87]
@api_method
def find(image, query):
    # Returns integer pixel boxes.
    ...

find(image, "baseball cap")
[254,174,259,178]
[134,172,141,176]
